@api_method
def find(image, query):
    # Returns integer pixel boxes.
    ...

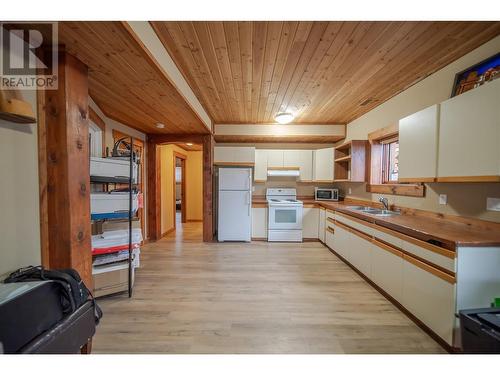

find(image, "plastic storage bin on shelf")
[90,192,139,220]
[90,157,138,183]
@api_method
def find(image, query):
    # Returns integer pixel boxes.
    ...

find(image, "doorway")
[174,152,187,228]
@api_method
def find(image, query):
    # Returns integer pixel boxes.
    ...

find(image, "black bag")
[4,266,102,324]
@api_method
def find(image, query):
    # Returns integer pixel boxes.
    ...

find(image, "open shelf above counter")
[334,140,368,182]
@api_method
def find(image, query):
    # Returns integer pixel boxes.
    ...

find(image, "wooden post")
[43,52,92,288]
[146,138,161,241]
[202,134,214,242]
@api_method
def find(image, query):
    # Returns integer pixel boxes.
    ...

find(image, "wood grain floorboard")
[92,221,445,354]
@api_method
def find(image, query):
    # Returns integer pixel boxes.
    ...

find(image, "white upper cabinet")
[313,147,334,182]
[254,149,268,182]
[266,150,284,167]
[398,104,440,182]
[214,146,256,164]
[283,150,313,181]
[437,79,500,182]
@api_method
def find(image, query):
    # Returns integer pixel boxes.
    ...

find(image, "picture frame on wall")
[451,52,500,97]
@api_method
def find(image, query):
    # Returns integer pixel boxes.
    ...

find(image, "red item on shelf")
[92,243,140,255]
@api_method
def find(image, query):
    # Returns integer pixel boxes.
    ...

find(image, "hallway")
[92,221,444,354]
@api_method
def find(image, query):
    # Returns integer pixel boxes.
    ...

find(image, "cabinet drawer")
[371,239,404,302]
[326,209,335,221]
[402,254,456,345]
[325,225,335,249]
[401,238,456,273]
[335,212,373,236]
[370,226,403,249]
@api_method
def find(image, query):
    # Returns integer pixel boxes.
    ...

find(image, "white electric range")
[266,188,303,242]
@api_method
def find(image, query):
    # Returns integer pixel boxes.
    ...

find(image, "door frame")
[173,151,187,227]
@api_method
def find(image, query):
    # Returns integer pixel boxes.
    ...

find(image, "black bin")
[459,307,500,353]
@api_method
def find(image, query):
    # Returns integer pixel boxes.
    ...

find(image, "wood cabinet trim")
[267,166,300,170]
[366,183,425,197]
[335,220,371,241]
[398,177,436,183]
[369,222,455,259]
[215,161,255,166]
[371,238,403,258]
[326,217,335,224]
[336,211,375,228]
[326,227,335,234]
[436,176,500,183]
[403,254,456,284]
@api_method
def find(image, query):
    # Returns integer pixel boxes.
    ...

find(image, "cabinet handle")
[403,254,456,284]
[326,217,335,224]
[371,238,403,258]
[336,221,371,242]
[326,227,335,234]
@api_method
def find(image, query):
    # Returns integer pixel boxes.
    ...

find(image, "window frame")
[367,124,424,197]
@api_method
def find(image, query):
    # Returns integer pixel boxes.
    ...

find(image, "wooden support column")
[202,134,214,242]
[147,137,161,241]
[43,52,92,288]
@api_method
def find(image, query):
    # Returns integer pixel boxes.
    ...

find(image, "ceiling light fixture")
[155,122,165,129]
[274,112,294,124]
[186,143,193,146]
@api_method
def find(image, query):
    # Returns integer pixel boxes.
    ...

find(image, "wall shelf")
[334,140,368,182]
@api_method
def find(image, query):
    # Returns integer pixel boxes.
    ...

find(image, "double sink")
[346,205,401,217]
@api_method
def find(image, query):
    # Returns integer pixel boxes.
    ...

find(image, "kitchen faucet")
[379,197,390,210]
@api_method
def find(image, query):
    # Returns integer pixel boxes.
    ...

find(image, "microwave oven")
[315,187,339,201]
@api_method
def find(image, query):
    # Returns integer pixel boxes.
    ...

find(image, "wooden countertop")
[252,196,500,248]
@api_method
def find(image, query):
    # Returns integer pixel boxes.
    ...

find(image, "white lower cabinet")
[348,231,372,278]
[401,257,456,345]
[318,208,326,243]
[251,207,267,239]
[303,207,319,239]
[371,240,404,302]
[333,225,351,262]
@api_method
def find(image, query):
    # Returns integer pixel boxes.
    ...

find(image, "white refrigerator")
[217,167,252,242]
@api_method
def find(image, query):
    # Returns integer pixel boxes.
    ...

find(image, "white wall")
[0,40,41,278]
[338,35,500,223]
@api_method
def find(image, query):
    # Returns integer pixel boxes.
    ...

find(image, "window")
[381,138,399,183]
[366,124,424,197]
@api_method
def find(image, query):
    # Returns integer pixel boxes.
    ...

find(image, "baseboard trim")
[161,227,175,238]
[325,245,457,354]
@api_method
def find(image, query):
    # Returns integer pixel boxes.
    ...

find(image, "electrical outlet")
[348,188,352,195]
[439,194,447,205]
[487,197,500,211]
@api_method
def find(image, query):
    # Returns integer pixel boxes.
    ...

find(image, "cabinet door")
[251,207,268,238]
[402,256,456,345]
[267,150,284,167]
[438,79,500,180]
[214,146,255,164]
[318,208,326,243]
[313,148,334,181]
[349,230,372,278]
[283,150,313,181]
[254,149,268,182]
[371,239,404,302]
[399,105,439,182]
[333,225,351,262]
[303,207,319,239]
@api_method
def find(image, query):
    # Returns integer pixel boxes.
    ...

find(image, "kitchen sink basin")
[346,206,400,216]
[367,209,401,216]
[346,205,379,212]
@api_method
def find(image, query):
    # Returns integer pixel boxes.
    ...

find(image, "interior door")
[219,168,251,191]
[218,190,251,241]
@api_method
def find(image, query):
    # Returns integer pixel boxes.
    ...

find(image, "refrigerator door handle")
[247,192,251,216]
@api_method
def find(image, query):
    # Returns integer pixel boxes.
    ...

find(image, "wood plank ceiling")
[58,22,209,134]
[151,21,500,125]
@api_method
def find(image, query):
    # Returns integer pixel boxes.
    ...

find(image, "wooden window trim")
[367,124,424,198]
[89,107,106,157]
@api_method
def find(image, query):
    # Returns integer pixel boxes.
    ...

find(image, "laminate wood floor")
[92,221,445,354]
